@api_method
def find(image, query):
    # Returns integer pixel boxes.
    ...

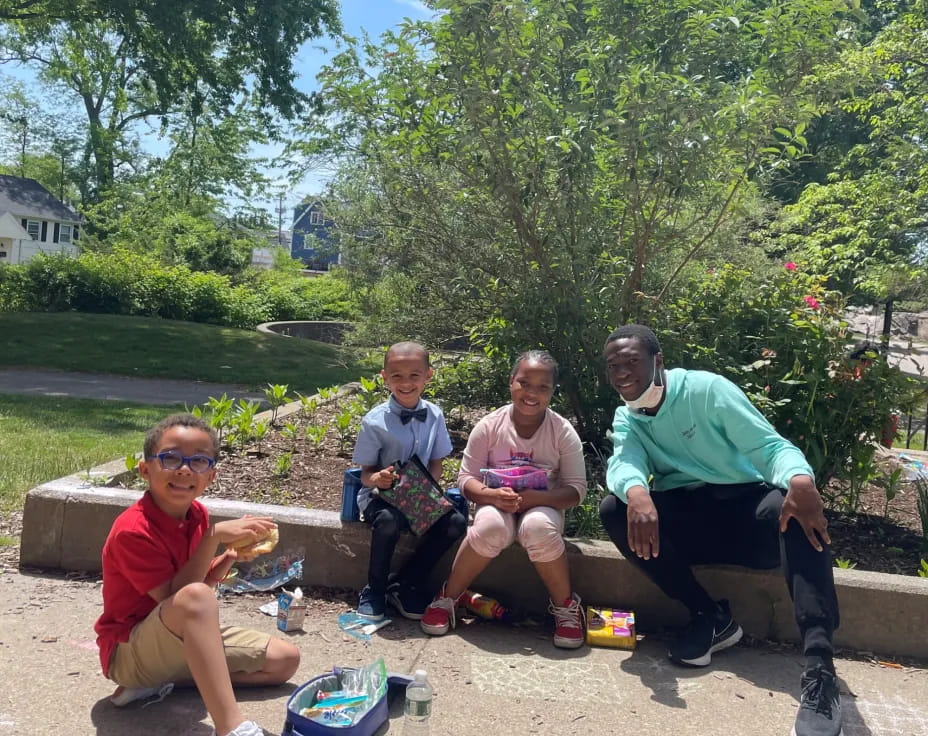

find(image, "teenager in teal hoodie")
[600,325,841,736]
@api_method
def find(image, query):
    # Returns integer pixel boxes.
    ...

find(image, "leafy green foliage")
[0,250,357,327]
[652,263,919,489]
[298,0,850,443]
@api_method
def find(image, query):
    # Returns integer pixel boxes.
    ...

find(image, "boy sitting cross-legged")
[94,413,300,736]
[352,341,467,620]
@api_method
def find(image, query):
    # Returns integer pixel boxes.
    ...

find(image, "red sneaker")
[420,585,460,636]
[549,593,585,649]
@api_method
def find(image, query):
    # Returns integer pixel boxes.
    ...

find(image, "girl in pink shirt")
[420,350,587,648]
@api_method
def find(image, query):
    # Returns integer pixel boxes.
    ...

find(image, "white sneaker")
[214,721,264,736]
[109,681,174,707]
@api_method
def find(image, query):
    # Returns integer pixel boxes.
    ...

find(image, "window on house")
[0,251,6,258]
[59,224,72,243]
[309,211,323,225]
[26,221,40,240]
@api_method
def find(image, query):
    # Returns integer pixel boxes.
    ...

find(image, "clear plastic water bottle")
[403,669,433,735]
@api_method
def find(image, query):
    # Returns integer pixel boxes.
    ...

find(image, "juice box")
[585,607,636,649]
[277,588,307,632]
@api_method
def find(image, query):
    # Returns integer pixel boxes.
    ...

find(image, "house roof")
[0,175,83,223]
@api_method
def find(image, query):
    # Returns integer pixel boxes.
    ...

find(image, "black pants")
[599,483,840,655]
[365,497,467,594]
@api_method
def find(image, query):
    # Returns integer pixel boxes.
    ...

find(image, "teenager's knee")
[466,520,512,558]
[518,517,565,563]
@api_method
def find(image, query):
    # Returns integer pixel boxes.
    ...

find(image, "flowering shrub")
[651,263,919,497]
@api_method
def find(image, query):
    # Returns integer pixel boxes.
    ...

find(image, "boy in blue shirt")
[600,325,841,736]
[352,341,467,620]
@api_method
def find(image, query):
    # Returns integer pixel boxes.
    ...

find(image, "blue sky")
[0,0,437,220]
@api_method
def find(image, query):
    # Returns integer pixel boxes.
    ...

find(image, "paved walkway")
[0,568,925,736]
[0,368,265,406]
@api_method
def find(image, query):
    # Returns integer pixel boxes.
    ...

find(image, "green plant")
[357,374,384,412]
[874,467,905,520]
[296,393,319,424]
[230,399,260,453]
[441,456,461,488]
[304,424,327,451]
[202,394,234,447]
[124,454,140,473]
[281,421,300,451]
[252,420,270,456]
[273,451,293,478]
[834,558,857,570]
[318,385,340,405]
[918,560,928,578]
[333,410,356,454]
[264,383,292,425]
[916,474,928,557]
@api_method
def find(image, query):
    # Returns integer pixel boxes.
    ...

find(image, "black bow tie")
[400,407,427,424]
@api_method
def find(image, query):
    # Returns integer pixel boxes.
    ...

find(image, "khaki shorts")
[109,602,270,688]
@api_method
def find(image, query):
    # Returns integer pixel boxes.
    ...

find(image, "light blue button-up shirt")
[352,395,453,512]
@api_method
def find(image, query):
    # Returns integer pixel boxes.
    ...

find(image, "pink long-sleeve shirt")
[458,404,587,503]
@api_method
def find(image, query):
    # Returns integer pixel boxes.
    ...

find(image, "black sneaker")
[791,665,843,736]
[388,584,429,620]
[669,599,743,666]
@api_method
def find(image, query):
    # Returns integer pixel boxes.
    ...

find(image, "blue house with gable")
[290,199,339,270]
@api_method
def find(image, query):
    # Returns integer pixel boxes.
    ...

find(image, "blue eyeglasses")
[147,450,216,474]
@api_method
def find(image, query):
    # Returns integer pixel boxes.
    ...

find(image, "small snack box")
[278,587,308,632]
[585,607,636,650]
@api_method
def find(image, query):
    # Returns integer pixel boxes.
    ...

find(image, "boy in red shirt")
[94,414,300,736]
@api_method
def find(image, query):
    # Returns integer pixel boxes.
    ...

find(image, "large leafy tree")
[295,0,851,442]
[0,0,339,117]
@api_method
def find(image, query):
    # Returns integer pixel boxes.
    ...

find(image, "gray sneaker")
[109,681,174,707]
[791,665,843,736]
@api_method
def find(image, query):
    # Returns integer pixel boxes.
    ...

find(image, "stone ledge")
[20,478,928,661]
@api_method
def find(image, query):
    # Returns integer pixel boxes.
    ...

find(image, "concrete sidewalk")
[0,368,265,406]
[1,569,926,736]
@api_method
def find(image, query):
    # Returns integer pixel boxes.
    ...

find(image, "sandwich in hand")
[228,526,279,561]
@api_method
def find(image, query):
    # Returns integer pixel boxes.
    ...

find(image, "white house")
[0,175,83,265]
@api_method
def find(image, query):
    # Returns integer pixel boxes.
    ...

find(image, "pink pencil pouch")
[481,466,548,490]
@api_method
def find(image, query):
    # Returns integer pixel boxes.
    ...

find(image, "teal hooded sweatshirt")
[606,368,814,502]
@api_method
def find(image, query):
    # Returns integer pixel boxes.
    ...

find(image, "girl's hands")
[492,487,522,513]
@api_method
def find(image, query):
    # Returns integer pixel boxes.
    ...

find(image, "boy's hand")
[372,466,398,489]
[492,487,521,513]
[205,549,238,587]
[214,516,276,546]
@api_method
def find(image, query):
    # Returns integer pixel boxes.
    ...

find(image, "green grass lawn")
[0,394,180,513]
[0,312,372,392]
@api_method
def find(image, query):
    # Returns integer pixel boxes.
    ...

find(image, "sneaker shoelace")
[800,669,836,718]
[548,597,581,630]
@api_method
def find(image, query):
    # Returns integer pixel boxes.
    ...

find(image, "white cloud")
[394,0,432,17]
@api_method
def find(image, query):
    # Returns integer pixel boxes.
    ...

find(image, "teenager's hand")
[372,466,397,489]
[205,549,238,587]
[780,475,830,552]
[492,487,522,513]
[626,486,659,559]
[214,516,275,546]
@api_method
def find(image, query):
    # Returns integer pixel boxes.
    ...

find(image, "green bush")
[0,250,358,329]
[651,263,919,492]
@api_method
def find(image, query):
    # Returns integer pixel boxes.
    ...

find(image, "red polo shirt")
[94,492,210,676]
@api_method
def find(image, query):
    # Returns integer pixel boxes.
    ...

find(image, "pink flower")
[764,385,771,393]
[803,295,821,310]
[784,261,797,271]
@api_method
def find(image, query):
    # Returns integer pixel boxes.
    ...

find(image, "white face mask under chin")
[623,357,665,411]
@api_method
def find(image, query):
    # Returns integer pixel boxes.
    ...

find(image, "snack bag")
[375,454,453,536]
[585,607,636,650]
[482,465,549,490]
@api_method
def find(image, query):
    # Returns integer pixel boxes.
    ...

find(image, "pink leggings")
[467,504,565,563]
